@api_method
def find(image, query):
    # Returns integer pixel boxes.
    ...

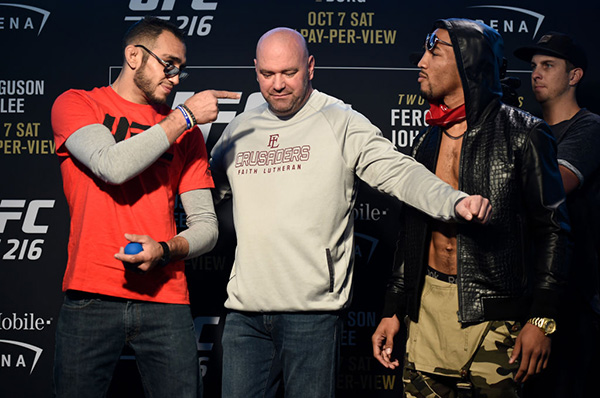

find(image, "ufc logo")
[0,200,54,234]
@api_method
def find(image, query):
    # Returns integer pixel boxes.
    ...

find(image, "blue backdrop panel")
[0,1,597,397]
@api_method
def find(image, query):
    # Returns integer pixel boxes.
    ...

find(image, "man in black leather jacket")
[371,19,571,397]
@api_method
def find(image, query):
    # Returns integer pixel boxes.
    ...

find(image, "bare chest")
[434,129,464,188]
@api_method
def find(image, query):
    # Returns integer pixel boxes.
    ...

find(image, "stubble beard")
[419,86,436,104]
[133,63,167,105]
[268,96,295,116]
[267,78,311,118]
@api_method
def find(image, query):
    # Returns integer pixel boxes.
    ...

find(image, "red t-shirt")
[51,86,213,304]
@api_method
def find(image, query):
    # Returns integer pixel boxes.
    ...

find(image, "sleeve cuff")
[381,290,405,319]
[528,287,562,320]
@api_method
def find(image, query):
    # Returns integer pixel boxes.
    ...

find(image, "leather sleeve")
[522,122,572,319]
[381,231,407,319]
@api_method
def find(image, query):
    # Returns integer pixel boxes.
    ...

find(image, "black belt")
[426,265,457,284]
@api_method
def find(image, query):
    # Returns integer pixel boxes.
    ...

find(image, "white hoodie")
[210,90,466,312]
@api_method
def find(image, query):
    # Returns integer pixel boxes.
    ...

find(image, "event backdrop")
[1,0,597,397]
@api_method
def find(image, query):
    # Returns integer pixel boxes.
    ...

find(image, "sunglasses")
[425,33,452,51]
[135,44,189,80]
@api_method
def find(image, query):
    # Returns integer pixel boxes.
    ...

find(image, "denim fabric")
[221,311,340,398]
[53,293,201,398]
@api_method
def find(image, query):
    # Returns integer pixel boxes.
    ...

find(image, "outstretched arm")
[62,90,240,184]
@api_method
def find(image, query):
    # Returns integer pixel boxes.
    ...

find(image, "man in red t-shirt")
[51,16,238,398]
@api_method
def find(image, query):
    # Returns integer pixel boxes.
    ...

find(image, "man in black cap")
[515,32,600,398]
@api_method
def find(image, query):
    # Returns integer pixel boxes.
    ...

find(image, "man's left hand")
[114,233,164,273]
[509,322,552,382]
[455,195,492,224]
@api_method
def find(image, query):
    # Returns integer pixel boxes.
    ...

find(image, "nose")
[168,74,180,85]
[417,52,429,69]
[531,66,541,81]
[273,74,286,91]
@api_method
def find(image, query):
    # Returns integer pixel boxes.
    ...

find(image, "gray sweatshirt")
[211,90,467,312]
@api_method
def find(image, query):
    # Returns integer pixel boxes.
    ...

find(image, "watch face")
[545,319,557,334]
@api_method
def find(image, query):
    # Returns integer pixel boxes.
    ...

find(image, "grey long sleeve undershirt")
[65,123,218,259]
[66,123,170,185]
[176,189,218,260]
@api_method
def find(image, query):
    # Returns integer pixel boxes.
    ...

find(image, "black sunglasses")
[425,33,452,51]
[135,44,188,80]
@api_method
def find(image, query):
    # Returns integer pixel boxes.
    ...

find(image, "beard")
[419,83,437,103]
[267,96,299,116]
[420,89,433,103]
[133,62,167,105]
[266,81,311,118]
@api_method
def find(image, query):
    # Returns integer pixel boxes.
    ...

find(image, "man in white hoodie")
[210,27,491,398]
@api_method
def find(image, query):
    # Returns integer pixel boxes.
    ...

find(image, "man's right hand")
[455,194,492,224]
[371,315,401,369]
[160,90,241,143]
[185,90,241,125]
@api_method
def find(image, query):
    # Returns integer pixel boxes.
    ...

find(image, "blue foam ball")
[124,242,143,255]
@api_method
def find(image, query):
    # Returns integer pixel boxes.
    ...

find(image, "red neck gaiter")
[426,103,466,127]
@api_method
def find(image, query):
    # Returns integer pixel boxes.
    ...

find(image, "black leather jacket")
[382,19,571,324]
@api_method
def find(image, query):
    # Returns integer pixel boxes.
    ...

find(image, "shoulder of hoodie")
[224,99,269,131]
[308,90,376,129]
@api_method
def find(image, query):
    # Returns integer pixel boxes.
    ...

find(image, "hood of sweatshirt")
[432,18,504,128]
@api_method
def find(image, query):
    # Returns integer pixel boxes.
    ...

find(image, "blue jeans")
[221,311,341,398]
[53,292,201,398]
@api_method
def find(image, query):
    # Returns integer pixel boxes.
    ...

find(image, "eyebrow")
[531,59,555,66]
[258,67,298,74]
[162,53,185,67]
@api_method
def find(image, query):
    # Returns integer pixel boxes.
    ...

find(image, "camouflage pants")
[403,276,522,398]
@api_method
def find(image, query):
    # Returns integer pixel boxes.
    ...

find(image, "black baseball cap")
[514,31,587,71]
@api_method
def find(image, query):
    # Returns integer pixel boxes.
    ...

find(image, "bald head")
[256,27,309,61]
[254,27,314,117]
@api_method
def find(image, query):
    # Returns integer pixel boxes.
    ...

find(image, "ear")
[307,55,315,80]
[569,67,583,86]
[124,44,142,70]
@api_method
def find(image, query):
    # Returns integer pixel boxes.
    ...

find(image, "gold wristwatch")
[527,317,557,336]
